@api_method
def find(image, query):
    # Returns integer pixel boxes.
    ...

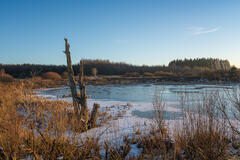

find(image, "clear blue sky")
[0,0,240,66]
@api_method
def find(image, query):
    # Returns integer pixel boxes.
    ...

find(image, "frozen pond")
[37,84,237,102]
[36,83,239,119]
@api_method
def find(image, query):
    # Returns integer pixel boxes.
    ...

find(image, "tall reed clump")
[217,86,240,136]
[0,82,101,159]
[174,93,230,160]
[217,87,240,158]
[0,82,25,159]
[137,87,174,159]
[121,87,175,159]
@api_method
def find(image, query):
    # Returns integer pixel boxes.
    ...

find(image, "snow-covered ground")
[35,87,240,158]
[35,90,182,141]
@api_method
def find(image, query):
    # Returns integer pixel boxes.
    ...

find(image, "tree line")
[0,60,169,78]
[169,58,231,72]
[0,58,237,79]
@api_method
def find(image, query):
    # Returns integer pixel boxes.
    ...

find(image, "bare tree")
[78,60,89,130]
[64,38,81,118]
[63,38,99,131]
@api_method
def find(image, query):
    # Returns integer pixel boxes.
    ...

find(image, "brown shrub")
[41,72,62,80]
[61,71,68,79]
[0,73,14,82]
[143,72,154,77]
[174,93,230,160]
[175,129,229,160]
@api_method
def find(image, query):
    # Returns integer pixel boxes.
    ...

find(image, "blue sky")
[0,0,240,66]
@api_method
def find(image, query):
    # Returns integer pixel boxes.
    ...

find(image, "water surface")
[38,83,236,102]
[37,83,239,119]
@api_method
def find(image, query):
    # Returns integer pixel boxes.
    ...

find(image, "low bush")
[174,93,230,160]
[61,71,68,79]
[143,72,154,77]
[41,72,62,80]
[0,73,14,82]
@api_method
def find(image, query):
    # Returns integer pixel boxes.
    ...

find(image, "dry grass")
[116,90,238,160]
[0,81,239,159]
[103,137,131,160]
[28,77,66,89]
[0,82,101,159]
[174,93,231,160]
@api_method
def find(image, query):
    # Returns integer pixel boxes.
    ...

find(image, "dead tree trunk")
[78,60,89,131]
[63,38,100,131]
[63,38,80,118]
[89,103,100,128]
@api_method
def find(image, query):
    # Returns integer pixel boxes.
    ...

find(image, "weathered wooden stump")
[63,38,100,131]
[89,103,100,128]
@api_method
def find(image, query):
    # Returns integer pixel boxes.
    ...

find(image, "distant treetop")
[168,58,231,71]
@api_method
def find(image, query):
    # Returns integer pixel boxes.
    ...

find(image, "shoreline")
[27,76,239,90]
